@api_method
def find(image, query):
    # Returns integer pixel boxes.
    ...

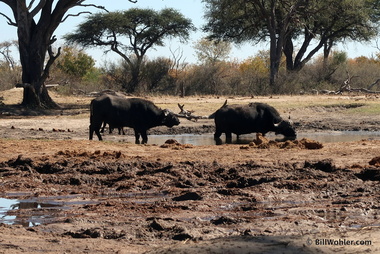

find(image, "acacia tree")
[0,0,136,108]
[193,38,232,64]
[203,0,305,89]
[203,0,380,91]
[64,8,195,93]
[283,0,380,72]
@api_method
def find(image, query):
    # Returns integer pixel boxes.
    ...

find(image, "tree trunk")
[323,39,333,71]
[129,64,141,93]
[124,57,144,93]
[268,29,283,92]
[16,0,60,109]
[283,36,294,71]
[18,45,60,108]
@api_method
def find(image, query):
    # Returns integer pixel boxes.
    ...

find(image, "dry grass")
[1,88,379,117]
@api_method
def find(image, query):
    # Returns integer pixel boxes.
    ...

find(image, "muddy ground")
[0,89,380,253]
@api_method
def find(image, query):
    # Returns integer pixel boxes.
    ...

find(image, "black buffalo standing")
[210,101,296,143]
[89,94,180,144]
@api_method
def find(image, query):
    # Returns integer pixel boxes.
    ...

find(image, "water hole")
[1,195,378,229]
[0,194,98,227]
[0,191,169,227]
[143,131,380,145]
[0,198,66,227]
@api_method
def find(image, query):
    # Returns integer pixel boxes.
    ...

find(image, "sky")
[0,0,379,66]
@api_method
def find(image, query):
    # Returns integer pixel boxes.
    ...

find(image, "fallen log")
[313,77,380,95]
[175,103,208,121]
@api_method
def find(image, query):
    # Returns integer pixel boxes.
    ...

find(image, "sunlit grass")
[1,88,379,117]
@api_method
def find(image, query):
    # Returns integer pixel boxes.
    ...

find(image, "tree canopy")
[0,0,136,108]
[203,0,380,91]
[56,47,96,78]
[65,8,195,93]
[193,38,232,64]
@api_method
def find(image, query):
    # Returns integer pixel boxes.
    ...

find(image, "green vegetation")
[1,43,380,97]
[0,3,379,99]
[64,8,195,93]
[202,0,380,89]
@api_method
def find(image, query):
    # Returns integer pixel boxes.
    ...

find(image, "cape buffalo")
[89,94,180,144]
[210,101,296,143]
[100,122,125,135]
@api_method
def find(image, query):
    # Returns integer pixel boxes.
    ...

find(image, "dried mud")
[0,92,380,253]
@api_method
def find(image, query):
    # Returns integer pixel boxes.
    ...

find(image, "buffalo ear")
[161,109,170,119]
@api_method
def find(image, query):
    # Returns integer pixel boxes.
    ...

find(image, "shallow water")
[146,131,380,146]
[0,198,64,227]
[0,192,168,227]
[2,195,378,229]
[0,195,95,227]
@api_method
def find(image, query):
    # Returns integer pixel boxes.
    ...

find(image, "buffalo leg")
[89,125,94,140]
[225,132,232,143]
[118,127,125,135]
[214,137,222,145]
[214,129,222,140]
[89,123,103,141]
[141,131,148,144]
[134,129,141,144]
[100,122,106,133]
[214,129,223,145]
[101,122,115,134]
[95,127,103,141]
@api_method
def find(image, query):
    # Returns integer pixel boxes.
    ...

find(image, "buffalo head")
[162,109,180,127]
[274,120,296,138]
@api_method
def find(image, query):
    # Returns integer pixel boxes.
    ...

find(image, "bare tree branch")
[0,41,17,70]
[61,3,110,23]
[169,46,187,70]
[77,3,108,12]
[367,79,380,90]
[27,0,36,10]
[175,104,208,121]
[49,35,57,45]
[30,0,46,17]
[169,46,188,97]
[41,45,61,83]
[337,70,358,92]
[375,38,380,52]
[316,73,380,95]
[0,12,16,26]
[62,11,92,23]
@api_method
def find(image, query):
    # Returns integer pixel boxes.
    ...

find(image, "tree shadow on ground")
[0,103,89,117]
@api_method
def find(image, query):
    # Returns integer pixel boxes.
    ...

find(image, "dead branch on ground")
[175,104,208,121]
[315,71,380,95]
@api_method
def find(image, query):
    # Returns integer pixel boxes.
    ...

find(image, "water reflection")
[146,131,380,146]
[0,192,165,227]
[0,198,64,227]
